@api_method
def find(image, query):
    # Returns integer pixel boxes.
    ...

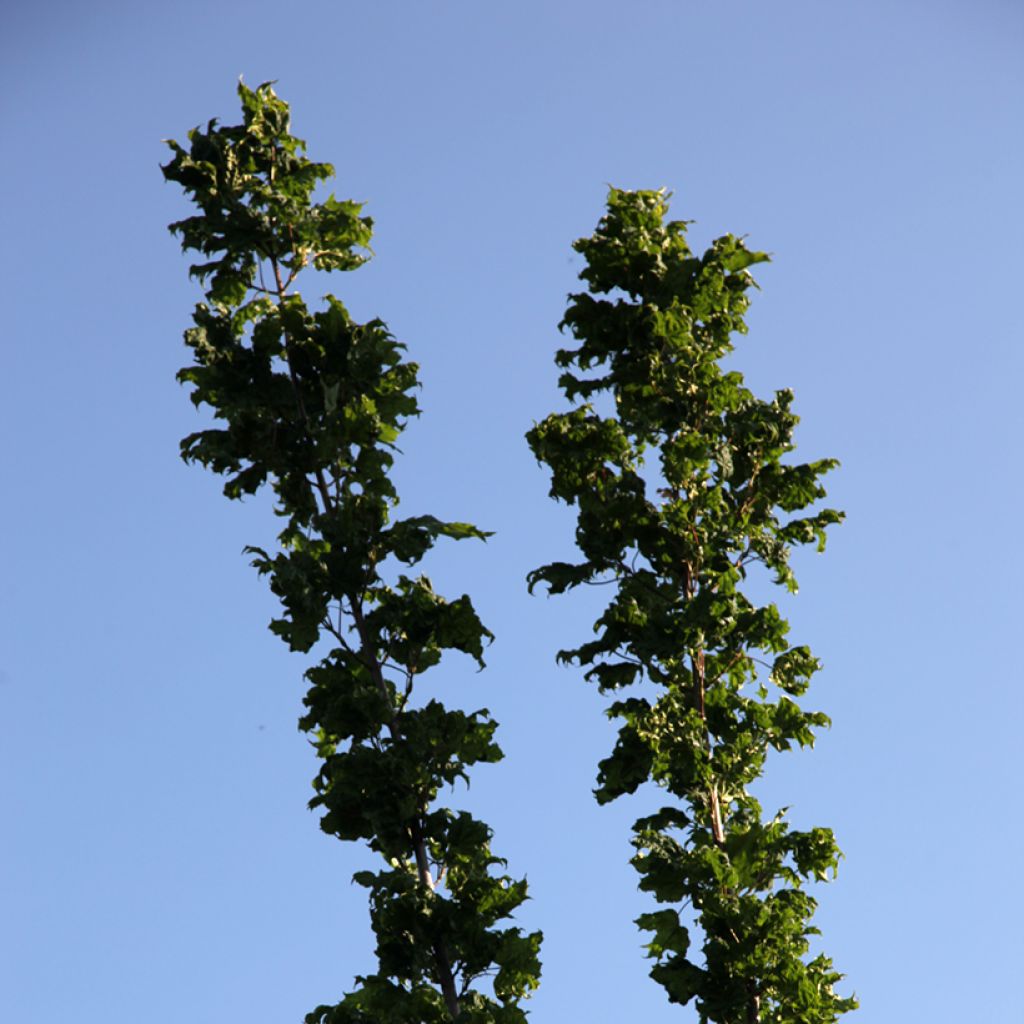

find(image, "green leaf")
[636,909,690,960]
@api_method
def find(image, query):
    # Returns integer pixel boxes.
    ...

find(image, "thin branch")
[270,254,334,515]
[705,650,745,688]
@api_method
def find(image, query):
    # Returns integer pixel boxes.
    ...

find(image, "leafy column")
[164,81,540,1024]
[528,189,856,1023]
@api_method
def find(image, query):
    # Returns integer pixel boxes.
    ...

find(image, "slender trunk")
[693,645,725,844]
[745,980,761,1024]
[684,563,725,845]
[347,596,461,1017]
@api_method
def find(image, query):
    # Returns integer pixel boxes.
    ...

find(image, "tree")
[165,84,854,1024]
[527,188,856,1023]
[163,81,541,1024]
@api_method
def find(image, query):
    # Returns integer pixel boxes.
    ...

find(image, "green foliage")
[165,81,540,1023]
[528,188,856,1022]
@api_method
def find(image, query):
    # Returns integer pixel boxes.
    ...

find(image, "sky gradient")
[3,2,1022,1021]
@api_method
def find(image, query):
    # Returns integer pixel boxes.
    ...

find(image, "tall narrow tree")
[164,81,541,1024]
[528,189,855,1023]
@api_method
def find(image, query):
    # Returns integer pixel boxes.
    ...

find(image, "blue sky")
[2,1,1022,1020]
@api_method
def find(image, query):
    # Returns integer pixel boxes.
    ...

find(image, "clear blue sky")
[3,2,1022,1020]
